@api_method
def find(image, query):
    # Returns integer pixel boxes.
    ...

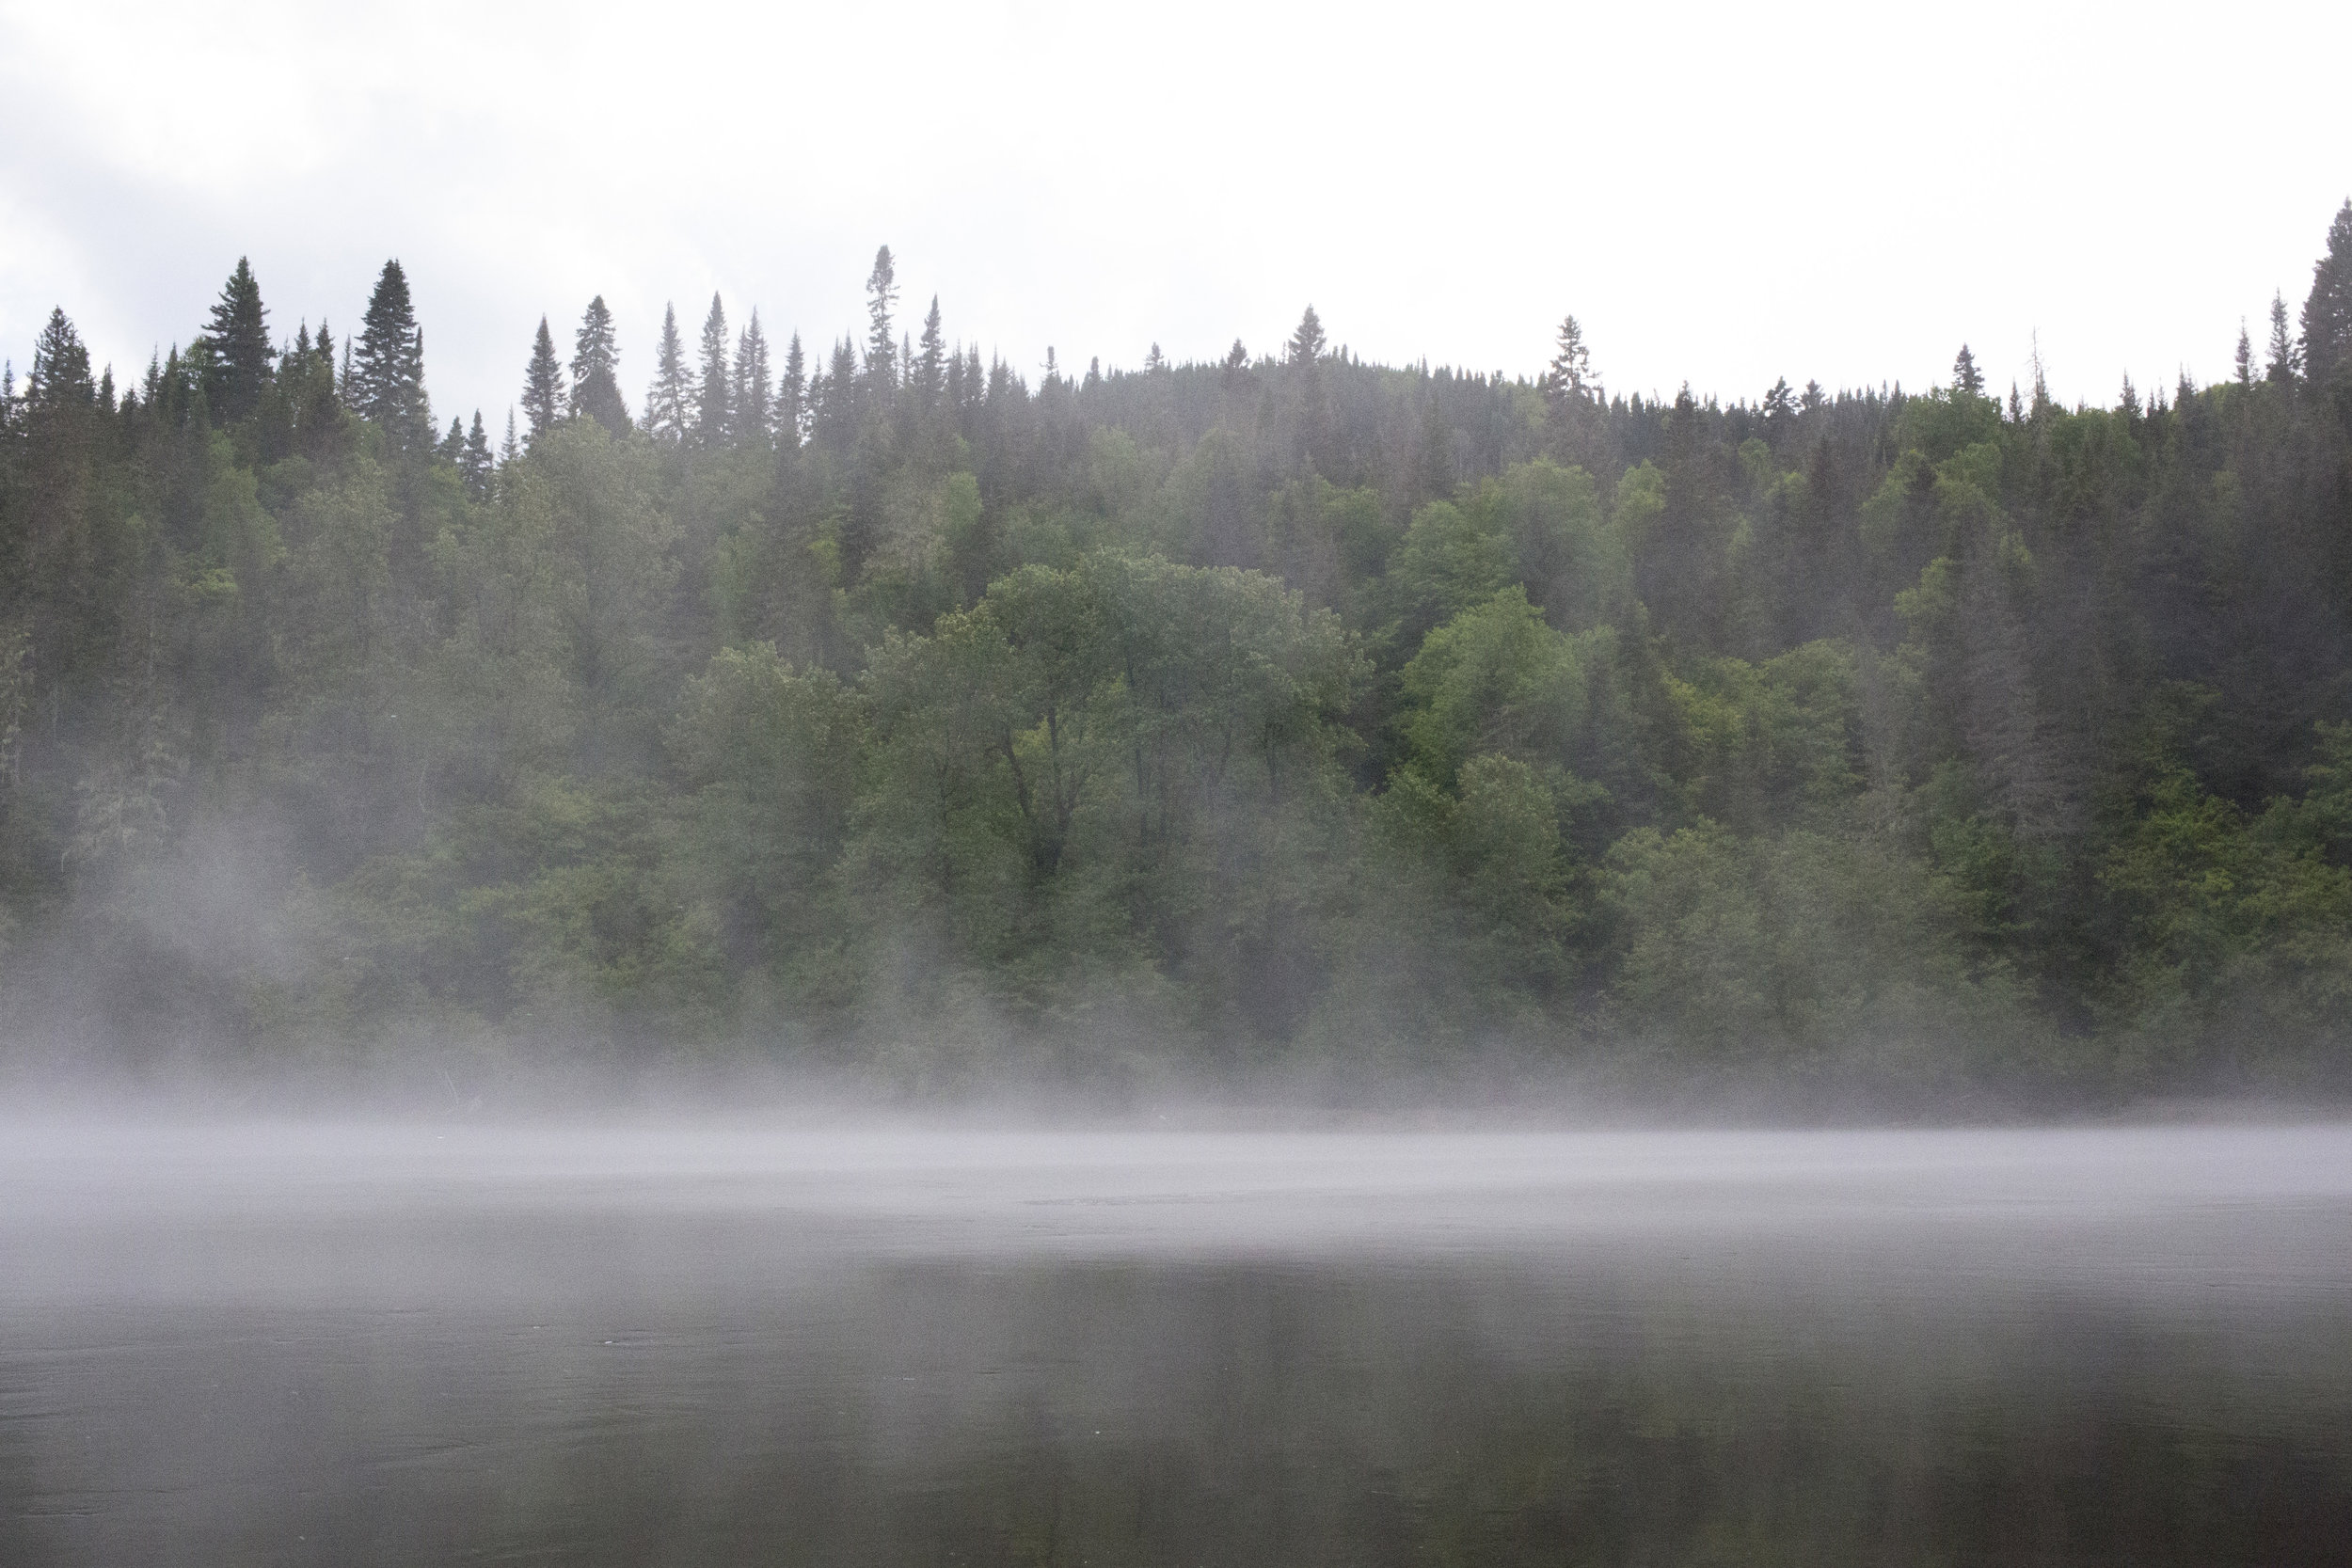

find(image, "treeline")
[5,214,2352,1096]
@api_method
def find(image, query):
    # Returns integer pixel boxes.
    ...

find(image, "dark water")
[3,1123,2349,1566]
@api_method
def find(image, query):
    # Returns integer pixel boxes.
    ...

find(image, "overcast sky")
[3,0,2346,429]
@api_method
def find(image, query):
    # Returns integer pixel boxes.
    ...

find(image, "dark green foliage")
[2305,199,2352,390]
[7,216,2352,1095]
[197,257,273,421]
[352,260,429,448]
[520,317,563,439]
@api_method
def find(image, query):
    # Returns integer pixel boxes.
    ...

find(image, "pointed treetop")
[1952,343,1984,397]
[199,257,274,421]
[2301,198,2352,388]
[1288,305,1327,364]
[1543,315,1593,404]
[521,316,564,438]
[353,259,430,445]
[570,295,629,436]
[2267,291,2302,383]
[695,292,732,446]
[644,303,689,441]
[866,245,898,383]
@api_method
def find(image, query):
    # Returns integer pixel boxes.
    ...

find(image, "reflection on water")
[3,1124,2349,1565]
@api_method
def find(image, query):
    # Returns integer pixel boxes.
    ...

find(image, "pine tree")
[2235,320,2254,388]
[521,316,564,438]
[1953,343,1984,396]
[352,260,430,447]
[501,407,520,465]
[198,258,274,421]
[734,309,772,442]
[1542,316,1593,404]
[26,309,94,410]
[694,293,732,446]
[2301,198,2352,388]
[1145,342,1165,372]
[2267,291,2303,383]
[865,245,898,388]
[644,304,689,442]
[569,296,629,436]
[915,296,946,407]
[1287,305,1327,364]
[776,331,806,449]
[459,410,493,499]
[438,415,466,462]
[1222,339,1248,388]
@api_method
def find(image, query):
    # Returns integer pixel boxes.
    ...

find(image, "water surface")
[4,1122,2348,1564]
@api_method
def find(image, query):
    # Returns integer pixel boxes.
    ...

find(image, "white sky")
[3,0,2347,429]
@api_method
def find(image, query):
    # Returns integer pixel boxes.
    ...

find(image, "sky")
[2,0,2347,430]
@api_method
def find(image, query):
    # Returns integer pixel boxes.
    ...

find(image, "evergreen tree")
[569,295,629,436]
[2301,198,2352,389]
[1222,339,1249,387]
[1542,315,1593,404]
[521,316,564,439]
[25,309,93,409]
[1288,304,1327,363]
[734,309,772,442]
[197,257,274,421]
[865,245,898,388]
[776,331,806,449]
[459,410,493,499]
[2235,320,2255,388]
[1953,343,1984,396]
[501,406,520,465]
[916,296,946,406]
[644,304,689,442]
[437,415,466,462]
[694,293,732,446]
[1145,342,1165,372]
[352,260,429,447]
[2267,292,2302,383]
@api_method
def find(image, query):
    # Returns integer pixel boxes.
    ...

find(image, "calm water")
[3,1122,2349,1565]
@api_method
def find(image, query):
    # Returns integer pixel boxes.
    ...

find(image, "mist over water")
[5,1120,2348,1564]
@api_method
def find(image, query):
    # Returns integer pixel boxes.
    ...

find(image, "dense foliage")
[7,214,2352,1096]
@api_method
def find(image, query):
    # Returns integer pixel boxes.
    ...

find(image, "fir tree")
[915,296,946,407]
[2267,291,2303,383]
[521,316,564,439]
[198,258,274,421]
[352,260,429,447]
[569,296,629,436]
[644,304,689,442]
[865,245,898,388]
[459,410,493,499]
[694,293,732,446]
[1953,343,1984,396]
[776,331,806,449]
[26,309,93,410]
[437,415,466,463]
[734,310,772,442]
[501,407,520,465]
[1287,305,1327,363]
[2235,320,2255,388]
[1542,316,1593,404]
[2301,198,2352,389]
[1145,342,1165,372]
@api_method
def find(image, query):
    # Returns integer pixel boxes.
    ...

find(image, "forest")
[5,206,2352,1101]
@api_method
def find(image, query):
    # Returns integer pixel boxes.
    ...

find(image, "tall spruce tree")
[734,310,772,442]
[352,260,429,447]
[2267,292,2302,383]
[694,293,732,446]
[1953,343,1984,396]
[569,296,629,435]
[25,308,93,410]
[459,410,493,499]
[1542,316,1593,404]
[1287,305,1327,363]
[521,317,564,438]
[915,296,946,407]
[864,245,898,388]
[776,331,806,449]
[644,304,689,442]
[197,258,274,421]
[2302,200,2352,388]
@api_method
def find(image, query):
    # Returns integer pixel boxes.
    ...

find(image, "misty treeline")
[5,210,2352,1096]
